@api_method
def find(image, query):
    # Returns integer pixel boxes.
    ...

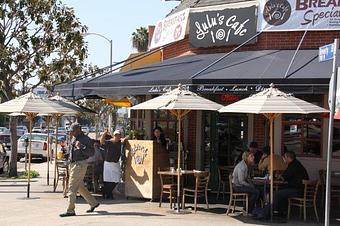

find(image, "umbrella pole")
[269,117,274,220]
[53,115,60,192]
[46,116,51,185]
[26,114,34,198]
[176,116,181,213]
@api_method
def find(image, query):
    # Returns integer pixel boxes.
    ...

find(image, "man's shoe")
[86,203,100,213]
[59,212,76,217]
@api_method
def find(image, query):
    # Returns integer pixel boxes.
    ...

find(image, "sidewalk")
[0,161,338,226]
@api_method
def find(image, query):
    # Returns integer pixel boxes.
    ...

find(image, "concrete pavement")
[0,161,339,226]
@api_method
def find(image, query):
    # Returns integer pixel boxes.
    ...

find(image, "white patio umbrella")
[131,84,223,213]
[218,83,328,218]
[48,94,95,190]
[0,92,78,198]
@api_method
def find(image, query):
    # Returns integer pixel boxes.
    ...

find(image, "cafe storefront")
[54,0,340,193]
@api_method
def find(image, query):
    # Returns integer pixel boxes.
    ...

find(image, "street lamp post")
[83,32,113,132]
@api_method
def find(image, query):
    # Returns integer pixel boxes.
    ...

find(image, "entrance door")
[216,114,248,167]
[202,113,248,190]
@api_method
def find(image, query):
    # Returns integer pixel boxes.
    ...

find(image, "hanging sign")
[257,0,340,31]
[189,6,257,48]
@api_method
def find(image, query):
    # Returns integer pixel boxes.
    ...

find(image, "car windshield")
[0,127,7,132]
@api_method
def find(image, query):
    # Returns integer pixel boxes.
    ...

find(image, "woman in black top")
[152,126,167,149]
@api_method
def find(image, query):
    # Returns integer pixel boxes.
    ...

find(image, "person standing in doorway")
[60,123,100,217]
[152,126,167,149]
[100,129,127,199]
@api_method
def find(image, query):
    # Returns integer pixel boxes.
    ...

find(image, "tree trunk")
[9,116,18,177]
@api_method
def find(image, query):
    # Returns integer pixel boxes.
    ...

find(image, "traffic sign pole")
[325,38,338,226]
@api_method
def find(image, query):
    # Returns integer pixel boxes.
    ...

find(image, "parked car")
[17,126,28,136]
[0,131,11,151]
[81,126,90,134]
[0,143,8,174]
[32,127,44,133]
[0,127,9,134]
[57,127,67,134]
[89,126,96,132]
[17,133,64,161]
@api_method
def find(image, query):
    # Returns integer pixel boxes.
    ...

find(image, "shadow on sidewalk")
[76,210,165,217]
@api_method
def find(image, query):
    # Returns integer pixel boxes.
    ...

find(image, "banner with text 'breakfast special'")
[257,0,340,31]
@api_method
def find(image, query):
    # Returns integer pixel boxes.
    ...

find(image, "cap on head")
[113,130,121,136]
[69,123,81,132]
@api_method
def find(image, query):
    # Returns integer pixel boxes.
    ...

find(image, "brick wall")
[186,111,197,169]
[253,114,267,151]
[163,31,340,60]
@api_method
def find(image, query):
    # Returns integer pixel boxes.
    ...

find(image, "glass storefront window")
[282,114,322,157]
[282,95,323,157]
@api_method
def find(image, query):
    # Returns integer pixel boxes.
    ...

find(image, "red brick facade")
[162,31,340,60]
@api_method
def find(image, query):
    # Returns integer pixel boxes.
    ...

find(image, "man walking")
[60,123,100,217]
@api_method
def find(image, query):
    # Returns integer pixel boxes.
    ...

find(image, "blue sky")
[63,0,180,69]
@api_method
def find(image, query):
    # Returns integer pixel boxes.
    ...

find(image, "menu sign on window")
[257,0,340,31]
[189,6,257,48]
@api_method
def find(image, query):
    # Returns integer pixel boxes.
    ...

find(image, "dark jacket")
[282,159,309,191]
[68,132,94,162]
[103,140,122,163]
[152,135,167,148]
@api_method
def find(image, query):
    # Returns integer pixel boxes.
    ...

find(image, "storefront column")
[274,115,282,154]
[196,111,203,170]
[247,114,254,144]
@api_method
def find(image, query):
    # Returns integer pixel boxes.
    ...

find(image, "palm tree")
[132,27,149,52]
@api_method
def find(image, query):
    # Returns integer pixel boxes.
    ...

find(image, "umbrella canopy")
[0,92,78,198]
[0,92,78,115]
[131,84,222,213]
[131,84,223,111]
[218,83,328,219]
[49,94,96,114]
[218,84,328,114]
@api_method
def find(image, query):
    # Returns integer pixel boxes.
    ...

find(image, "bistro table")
[157,169,199,210]
[251,177,287,204]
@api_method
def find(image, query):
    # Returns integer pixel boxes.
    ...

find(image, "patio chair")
[287,180,320,222]
[226,174,249,215]
[216,166,231,201]
[182,171,210,213]
[55,161,69,196]
[158,168,176,209]
[319,169,340,207]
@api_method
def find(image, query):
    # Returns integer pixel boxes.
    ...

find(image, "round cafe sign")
[263,0,291,26]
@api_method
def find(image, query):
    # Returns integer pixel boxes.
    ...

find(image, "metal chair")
[226,174,249,215]
[287,180,320,222]
[182,171,210,213]
[216,166,230,200]
[158,168,176,209]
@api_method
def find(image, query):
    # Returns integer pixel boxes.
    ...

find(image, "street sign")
[319,43,335,62]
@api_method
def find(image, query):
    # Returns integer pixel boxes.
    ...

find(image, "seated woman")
[152,126,167,149]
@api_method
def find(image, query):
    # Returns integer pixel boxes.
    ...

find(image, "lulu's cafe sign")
[189,6,257,48]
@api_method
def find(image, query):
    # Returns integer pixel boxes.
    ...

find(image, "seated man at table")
[232,151,260,213]
[273,151,309,218]
[258,146,287,173]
